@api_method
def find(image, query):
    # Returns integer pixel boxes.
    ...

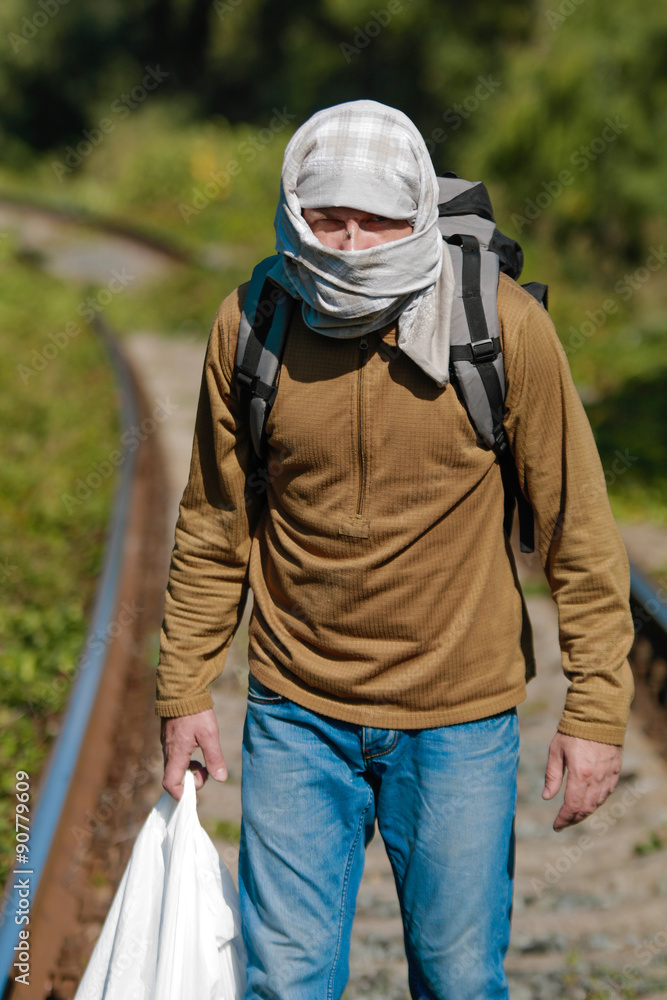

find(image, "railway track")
[0,203,176,999]
[0,330,171,998]
[0,198,666,999]
[628,567,667,762]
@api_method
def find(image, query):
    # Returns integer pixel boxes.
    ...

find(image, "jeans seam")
[363,732,399,760]
[327,789,372,1000]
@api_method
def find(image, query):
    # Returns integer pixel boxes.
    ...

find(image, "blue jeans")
[239,674,519,1000]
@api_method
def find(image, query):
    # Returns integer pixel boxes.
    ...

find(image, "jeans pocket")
[247,673,287,704]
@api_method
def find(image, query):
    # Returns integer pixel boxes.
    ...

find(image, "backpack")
[233,174,548,554]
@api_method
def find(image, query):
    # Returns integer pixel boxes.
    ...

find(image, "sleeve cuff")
[557,717,628,747]
[155,692,215,718]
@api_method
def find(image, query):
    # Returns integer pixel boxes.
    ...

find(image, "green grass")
[206,819,241,843]
[494,228,667,524]
[634,828,667,856]
[0,101,291,338]
[586,365,667,524]
[0,238,118,887]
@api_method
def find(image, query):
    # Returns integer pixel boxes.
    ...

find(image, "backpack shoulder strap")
[233,255,295,462]
[438,175,538,553]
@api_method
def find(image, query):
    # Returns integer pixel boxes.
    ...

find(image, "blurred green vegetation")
[634,828,666,855]
[0,0,533,153]
[0,236,117,884]
[206,818,242,843]
[0,104,289,336]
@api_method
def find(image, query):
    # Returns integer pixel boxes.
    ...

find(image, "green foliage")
[0,245,117,887]
[0,102,292,335]
[458,0,667,268]
[207,819,241,843]
[0,0,534,151]
[583,352,667,523]
[634,828,666,855]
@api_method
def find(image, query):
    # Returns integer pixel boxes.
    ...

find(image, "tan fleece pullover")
[156,272,635,744]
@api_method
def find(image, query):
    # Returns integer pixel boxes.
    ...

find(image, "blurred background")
[1,0,667,965]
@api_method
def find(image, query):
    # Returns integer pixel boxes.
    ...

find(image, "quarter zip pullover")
[157,273,634,746]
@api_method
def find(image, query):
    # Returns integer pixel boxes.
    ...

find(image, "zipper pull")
[359,336,368,351]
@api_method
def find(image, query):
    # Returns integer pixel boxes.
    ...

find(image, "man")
[158,101,634,999]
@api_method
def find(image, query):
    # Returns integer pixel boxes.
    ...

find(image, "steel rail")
[0,189,194,264]
[629,564,667,682]
[0,318,140,996]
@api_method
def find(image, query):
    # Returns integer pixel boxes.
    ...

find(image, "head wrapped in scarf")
[267,100,454,386]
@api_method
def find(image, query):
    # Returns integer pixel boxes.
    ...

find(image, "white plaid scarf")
[268,100,455,387]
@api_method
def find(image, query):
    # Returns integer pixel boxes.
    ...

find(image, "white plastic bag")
[75,769,246,1000]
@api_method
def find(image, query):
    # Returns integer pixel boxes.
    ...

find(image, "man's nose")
[342,221,368,250]
[342,221,357,246]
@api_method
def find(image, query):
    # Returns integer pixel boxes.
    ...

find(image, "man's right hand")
[161,708,227,800]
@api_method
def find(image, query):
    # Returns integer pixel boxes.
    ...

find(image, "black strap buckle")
[494,432,510,456]
[234,367,258,392]
[471,339,496,363]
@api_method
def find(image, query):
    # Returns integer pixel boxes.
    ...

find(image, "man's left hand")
[542,732,622,831]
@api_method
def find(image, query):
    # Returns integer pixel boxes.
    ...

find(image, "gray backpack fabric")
[233,174,547,552]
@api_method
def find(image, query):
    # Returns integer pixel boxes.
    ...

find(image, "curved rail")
[0,318,141,996]
[630,566,667,657]
[0,189,194,265]
[629,564,667,709]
